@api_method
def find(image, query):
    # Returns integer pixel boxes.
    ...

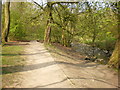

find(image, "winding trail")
[4,41,118,88]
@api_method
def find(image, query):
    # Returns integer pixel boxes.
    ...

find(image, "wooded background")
[1,1,120,69]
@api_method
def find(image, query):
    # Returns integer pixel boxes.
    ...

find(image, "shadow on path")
[4,42,30,46]
[2,60,99,75]
[2,61,56,75]
[2,49,47,56]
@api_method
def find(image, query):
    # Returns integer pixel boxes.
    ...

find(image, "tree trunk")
[44,2,52,44]
[108,39,119,69]
[44,20,51,44]
[108,23,120,68]
[108,1,120,69]
[2,1,10,42]
[61,29,66,46]
[0,1,2,43]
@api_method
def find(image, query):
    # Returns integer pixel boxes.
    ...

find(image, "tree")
[44,2,53,44]
[51,3,78,46]
[108,1,120,69]
[0,1,2,43]
[33,1,78,45]
[2,1,10,42]
[9,2,43,41]
[33,1,53,44]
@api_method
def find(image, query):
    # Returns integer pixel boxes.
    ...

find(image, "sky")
[2,0,119,2]
[2,0,119,5]
[31,0,119,6]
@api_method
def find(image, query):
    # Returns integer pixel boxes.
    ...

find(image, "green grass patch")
[2,45,24,66]
[2,45,25,75]
[44,43,62,53]
[2,44,25,87]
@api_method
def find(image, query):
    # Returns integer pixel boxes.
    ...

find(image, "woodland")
[1,1,120,69]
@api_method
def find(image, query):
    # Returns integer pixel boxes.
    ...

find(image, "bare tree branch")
[32,0,44,10]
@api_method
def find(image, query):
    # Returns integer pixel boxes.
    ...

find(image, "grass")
[2,44,25,88]
[44,43,64,54]
[2,45,24,66]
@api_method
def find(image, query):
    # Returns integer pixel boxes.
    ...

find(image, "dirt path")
[3,41,118,88]
[16,41,74,88]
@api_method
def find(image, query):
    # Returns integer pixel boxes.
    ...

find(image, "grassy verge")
[2,43,25,88]
[2,45,24,66]
[45,43,86,61]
